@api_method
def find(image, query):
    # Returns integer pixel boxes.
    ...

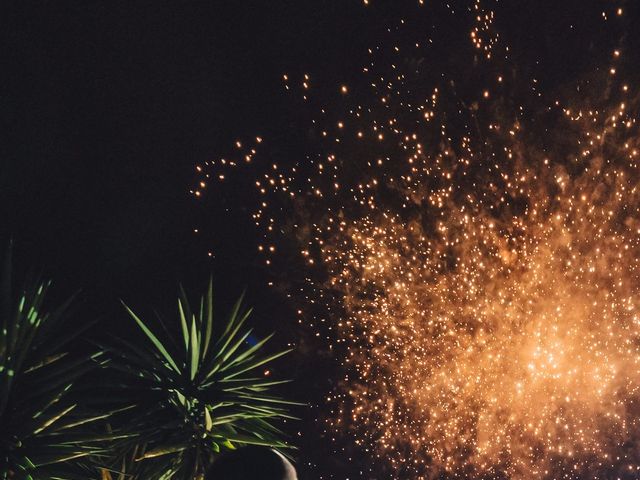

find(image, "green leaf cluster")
[0,244,298,480]
[0,246,108,480]
[101,280,299,479]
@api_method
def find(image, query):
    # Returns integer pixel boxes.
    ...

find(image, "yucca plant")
[101,279,298,480]
[0,245,108,480]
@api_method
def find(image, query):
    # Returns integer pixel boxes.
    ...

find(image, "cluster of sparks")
[192,1,640,478]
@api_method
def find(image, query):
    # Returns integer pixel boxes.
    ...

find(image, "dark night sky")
[2,1,371,304]
[2,1,640,478]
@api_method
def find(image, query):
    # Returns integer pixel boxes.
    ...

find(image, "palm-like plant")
[0,246,107,480]
[102,280,298,480]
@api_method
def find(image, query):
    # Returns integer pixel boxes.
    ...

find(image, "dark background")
[2,1,639,477]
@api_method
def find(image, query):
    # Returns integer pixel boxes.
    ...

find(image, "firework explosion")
[193,1,640,478]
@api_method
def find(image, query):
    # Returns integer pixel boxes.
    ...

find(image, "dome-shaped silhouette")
[205,446,297,480]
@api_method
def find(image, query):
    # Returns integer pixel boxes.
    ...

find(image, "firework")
[194,2,640,478]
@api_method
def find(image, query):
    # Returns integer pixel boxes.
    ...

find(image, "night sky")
[2,1,372,301]
[3,1,640,478]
